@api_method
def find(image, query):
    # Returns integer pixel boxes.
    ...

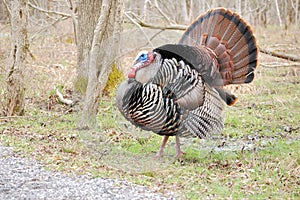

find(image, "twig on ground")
[0,116,31,120]
[56,89,73,105]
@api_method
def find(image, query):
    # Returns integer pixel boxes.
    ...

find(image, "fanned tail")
[179,8,258,86]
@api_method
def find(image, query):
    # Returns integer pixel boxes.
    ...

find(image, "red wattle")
[128,68,136,78]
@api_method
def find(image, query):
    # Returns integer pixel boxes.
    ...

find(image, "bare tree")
[3,0,28,116]
[77,0,124,129]
[125,0,300,27]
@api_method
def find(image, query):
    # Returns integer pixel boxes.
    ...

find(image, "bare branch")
[28,1,71,18]
[2,0,11,16]
[65,0,78,45]
[127,11,187,30]
[152,0,175,24]
[124,12,154,48]
[29,16,69,42]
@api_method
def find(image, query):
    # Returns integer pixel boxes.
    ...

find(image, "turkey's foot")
[175,135,184,160]
[155,136,169,159]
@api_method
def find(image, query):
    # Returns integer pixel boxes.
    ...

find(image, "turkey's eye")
[139,53,147,61]
[134,50,149,64]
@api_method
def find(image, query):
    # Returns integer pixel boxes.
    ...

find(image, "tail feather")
[204,10,217,41]
[179,7,258,86]
[220,20,236,42]
[218,13,234,40]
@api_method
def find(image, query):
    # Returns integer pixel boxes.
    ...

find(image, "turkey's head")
[128,50,161,83]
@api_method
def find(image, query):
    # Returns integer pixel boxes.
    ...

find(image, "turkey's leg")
[175,135,184,159]
[156,136,169,158]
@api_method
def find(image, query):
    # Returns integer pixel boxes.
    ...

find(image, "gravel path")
[0,146,175,200]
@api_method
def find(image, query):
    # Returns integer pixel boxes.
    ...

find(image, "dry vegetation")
[1,16,300,200]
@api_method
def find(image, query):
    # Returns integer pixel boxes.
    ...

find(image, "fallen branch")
[260,62,300,68]
[56,89,73,105]
[259,48,300,62]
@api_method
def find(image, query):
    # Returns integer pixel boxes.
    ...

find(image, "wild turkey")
[116,8,258,158]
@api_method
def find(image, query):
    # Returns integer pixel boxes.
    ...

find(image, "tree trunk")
[75,0,102,94]
[5,0,28,116]
[77,0,124,129]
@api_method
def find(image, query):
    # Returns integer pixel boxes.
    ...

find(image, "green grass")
[1,67,299,199]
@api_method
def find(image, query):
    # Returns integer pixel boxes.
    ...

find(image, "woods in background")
[0,0,299,27]
[0,0,299,121]
[126,0,299,27]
